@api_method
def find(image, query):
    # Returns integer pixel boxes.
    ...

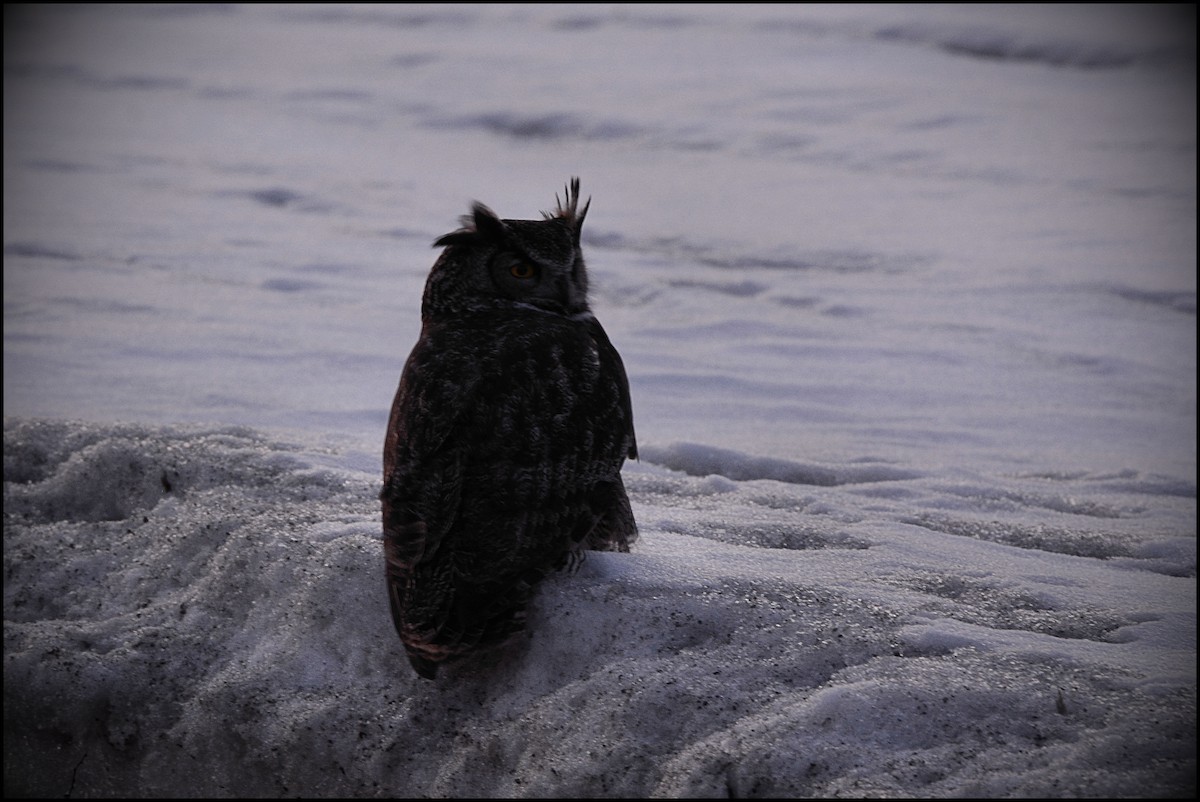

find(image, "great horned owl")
[381,178,637,679]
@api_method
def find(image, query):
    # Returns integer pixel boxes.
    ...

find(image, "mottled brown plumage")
[381,179,637,679]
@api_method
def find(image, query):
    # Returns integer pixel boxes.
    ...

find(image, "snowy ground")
[4,4,1196,797]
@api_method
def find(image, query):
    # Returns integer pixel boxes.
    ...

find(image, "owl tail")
[394,571,539,680]
[581,476,638,553]
[406,652,440,680]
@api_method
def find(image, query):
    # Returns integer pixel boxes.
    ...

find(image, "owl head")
[421,178,592,320]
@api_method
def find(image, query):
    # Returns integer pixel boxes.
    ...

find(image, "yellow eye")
[510,263,537,279]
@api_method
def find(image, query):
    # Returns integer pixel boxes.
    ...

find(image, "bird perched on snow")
[381,178,637,679]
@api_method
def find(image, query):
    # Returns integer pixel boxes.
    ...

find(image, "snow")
[3,3,1195,797]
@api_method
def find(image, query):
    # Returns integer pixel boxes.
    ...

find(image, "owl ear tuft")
[433,201,507,248]
[546,177,589,243]
[471,202,507,241]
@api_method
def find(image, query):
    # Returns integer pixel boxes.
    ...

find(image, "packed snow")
[3,4,1195,798]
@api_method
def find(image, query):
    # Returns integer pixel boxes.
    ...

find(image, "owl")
[381,178,637,679]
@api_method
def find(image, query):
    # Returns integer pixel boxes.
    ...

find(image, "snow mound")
[4,419,1194,797]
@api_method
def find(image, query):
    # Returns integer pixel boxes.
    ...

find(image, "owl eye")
[509,262,538,280]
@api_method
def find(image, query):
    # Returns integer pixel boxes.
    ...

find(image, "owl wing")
[381,328,483,677]
[575,315,638,554]
[585,314,637,461]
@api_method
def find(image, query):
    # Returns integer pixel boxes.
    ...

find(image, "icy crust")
[3,419,1196,797]
[638,442,923,487]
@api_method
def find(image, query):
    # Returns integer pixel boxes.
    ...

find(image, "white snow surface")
[3,4,1195,798]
